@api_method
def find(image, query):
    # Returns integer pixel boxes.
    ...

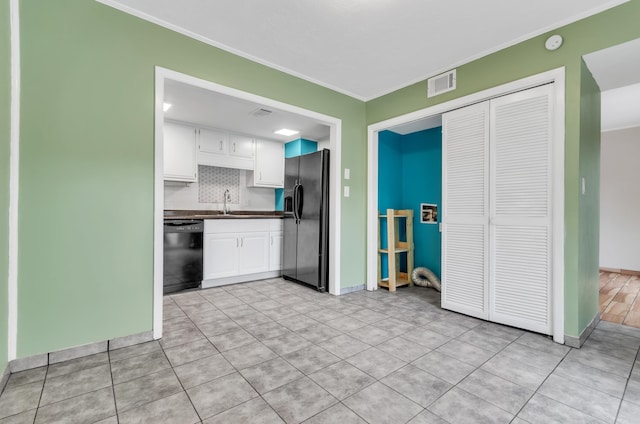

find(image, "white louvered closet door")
[441,102,490,319]
[489,84,553,334]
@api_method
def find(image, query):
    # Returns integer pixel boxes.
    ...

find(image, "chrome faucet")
[223,189,230,214]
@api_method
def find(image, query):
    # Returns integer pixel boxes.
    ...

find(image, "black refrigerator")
[282,149,330,291]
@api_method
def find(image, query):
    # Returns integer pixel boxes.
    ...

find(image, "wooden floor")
[600,271,640,328]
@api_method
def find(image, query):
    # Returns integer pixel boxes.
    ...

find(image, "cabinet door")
[203,233,239,279]
[441,101,490,320]
[269,231,283,271]
[229,134,254,158]
[254,139,285,187]
[199,128,228,155]
[239,232,269,274]
[164,123,197,182]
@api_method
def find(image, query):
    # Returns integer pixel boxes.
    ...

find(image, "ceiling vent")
[250,107,273,118]
[427,69,456,98]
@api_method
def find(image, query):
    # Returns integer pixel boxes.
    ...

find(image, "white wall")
[600,126,640,271]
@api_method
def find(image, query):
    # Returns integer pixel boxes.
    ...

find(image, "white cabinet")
[204,233,239,279]
[269,232,283,271]
[198,129,253,170]
[229,134,255,159]
[249,139,285,188]
[269,219,284,272]
[238,232,270,274]
[203,219,282,287]
[199,128,228,155]
[163,122,197,182]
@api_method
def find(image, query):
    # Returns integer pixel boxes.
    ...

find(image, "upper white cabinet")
[164,122,197,182]
[166,120,284,178]
[229,134,255,159]
[199,128,228,155]
[249,139,285,188]
[198,129,253,170]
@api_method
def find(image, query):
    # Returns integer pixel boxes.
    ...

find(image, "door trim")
[154,67,343,339]
[367,68,565,344]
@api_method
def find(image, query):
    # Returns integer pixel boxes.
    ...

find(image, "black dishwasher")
[163,220,203,294]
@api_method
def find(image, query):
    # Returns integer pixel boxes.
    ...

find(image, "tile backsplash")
[198,166,240,203]
[164,165,274,211]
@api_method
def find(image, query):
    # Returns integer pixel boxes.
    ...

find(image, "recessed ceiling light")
[163,102,172,112]
[274,128,299,136]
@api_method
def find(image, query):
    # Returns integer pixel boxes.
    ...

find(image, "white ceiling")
[164,79,331,142]
[99,0,626,101]
[601,83,640,132]
[584,38,640,132]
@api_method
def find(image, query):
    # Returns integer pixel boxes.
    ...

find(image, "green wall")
[0,0,11,373]
[17,0,366,358]
[577,60,601,332]
[366,0,640,338]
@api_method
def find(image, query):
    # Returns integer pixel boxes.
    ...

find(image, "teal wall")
[401,128,442,278]
[377,131,402,279]
[378,128,442,280]
[284,138,318,158]
[367,0,640,338]
[0,0,11,374]
[276,138,319,210]
[577,60,601,332]
[17,0,366,358]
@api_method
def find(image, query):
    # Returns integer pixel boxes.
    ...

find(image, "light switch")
[344,168,350,180]
[343,186,350,197]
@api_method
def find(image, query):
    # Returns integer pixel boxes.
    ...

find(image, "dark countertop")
[164,210,284,220]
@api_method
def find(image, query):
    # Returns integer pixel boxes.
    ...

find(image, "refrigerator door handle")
[292,183,300,222]
[296,184,304,220]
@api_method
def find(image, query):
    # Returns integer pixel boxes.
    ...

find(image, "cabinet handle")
[219,140,223,151]
[236,239,239,248]
[241,238,243,247]
[232,142,236,153]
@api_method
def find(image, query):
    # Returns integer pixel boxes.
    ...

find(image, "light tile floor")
[600,271,640,327]
[2,278,640,423]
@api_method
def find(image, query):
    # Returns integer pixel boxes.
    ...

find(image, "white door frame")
[154,67,343,339]
[367,68,565,343]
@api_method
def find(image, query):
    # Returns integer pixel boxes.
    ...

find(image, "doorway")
[152,67,343,339]
[582,38,640,328]
[367,69,566,343]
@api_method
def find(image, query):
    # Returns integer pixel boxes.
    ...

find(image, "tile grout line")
[30,354,50,424]
[106,344,121,424]
[612,341,640,424]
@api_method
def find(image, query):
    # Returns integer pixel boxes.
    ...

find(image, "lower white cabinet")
[203,219,282,287]
[269,232,283,271]
[203,233,240,279]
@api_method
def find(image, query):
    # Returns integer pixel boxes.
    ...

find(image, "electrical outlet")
[344,186,350,197]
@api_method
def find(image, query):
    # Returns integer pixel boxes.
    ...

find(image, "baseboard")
[600,267,640,276]
[0,363,10,394]
[340,284,365,295]
[9,330,154,373]
[202,271,281,288]
[564,312,600,348]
